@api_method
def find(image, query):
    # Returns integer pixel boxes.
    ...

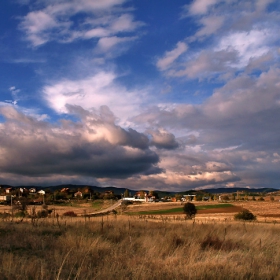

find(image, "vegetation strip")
[127,204,233,215]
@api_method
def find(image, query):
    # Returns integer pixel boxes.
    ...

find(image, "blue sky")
[0,0,280,191]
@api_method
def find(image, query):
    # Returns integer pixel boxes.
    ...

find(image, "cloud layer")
[0,0,279,190]
[20,0,142,50]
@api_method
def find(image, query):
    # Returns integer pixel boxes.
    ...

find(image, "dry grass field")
[233,200,280,219]
[0,200,280,279]
[0,199,116,217]
[1,199,280,222]
[0,214,280,279]
[123,200,280,222]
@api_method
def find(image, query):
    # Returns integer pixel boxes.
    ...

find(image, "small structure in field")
[37,190,45,195]
[29,188,37,193]
[0,195,11,202]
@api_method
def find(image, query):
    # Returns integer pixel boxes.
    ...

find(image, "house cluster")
[58,187,115,199]
[60,188,83,198]
[0,187,47,202]
[1,187,46,195]
[0,185,117,202]
[123,191,158,202]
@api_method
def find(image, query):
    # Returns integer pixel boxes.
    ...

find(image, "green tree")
[124,189,129,198]
[149,190,159,199]
[139,191,145,199]
[183,202,197,219]
[222,195,230,201]
[175,194,182,201]
[234,209,256,221]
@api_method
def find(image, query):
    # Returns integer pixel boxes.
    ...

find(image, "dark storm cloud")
[0,106,161,180]
[148,129,179,150]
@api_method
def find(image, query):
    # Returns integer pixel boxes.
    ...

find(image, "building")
[0,195,11,202]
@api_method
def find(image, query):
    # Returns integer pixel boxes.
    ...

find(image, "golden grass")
[0,214,280,279]
[123,200,280,222]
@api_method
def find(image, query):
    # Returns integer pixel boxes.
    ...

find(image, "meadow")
[126,203,238,215]
[0,212,280,279]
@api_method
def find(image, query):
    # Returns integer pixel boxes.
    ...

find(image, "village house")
[74,191,83,198]
[5,187,14,194]
[37,190,45,195]
[19,188,29,194]
[60,188,70,193]
[123,191,157,202]
[0,195,11,202]
[183,194,196,201]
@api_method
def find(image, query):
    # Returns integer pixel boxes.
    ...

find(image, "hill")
[1,184,278,196]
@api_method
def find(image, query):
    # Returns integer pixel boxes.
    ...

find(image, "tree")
[15,197,29,212]
[124,189,129,198]
[183,202,197,219]
[139,191,145,199]
[149,190,159,199]
[234,209,256,221]
[175,194,183,201]
[222,195,230,201]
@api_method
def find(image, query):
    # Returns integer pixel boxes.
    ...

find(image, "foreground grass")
[127,203,233,215]
[0,215,279,280]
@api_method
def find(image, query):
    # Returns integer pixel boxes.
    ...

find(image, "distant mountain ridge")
[199,187,278,194]
[0,184,278,196]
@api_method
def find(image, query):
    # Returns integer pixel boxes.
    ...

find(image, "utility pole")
[11,195,13,216]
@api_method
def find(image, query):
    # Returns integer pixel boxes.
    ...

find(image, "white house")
[0,195,11,201]
[37,190,45,195]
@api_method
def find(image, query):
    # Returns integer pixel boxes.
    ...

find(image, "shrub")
[234,209,256,221]
[201,235,241,251]
[14,211,26,218]
[63,211,77,217]
[183,202,197,219]
[121,200,132,206]
[258,197,265,201]
[0,212,11,219]
[36,210,49,218]
[222,195,230,201]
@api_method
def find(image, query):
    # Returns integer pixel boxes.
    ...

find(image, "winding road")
[86,199,123,216]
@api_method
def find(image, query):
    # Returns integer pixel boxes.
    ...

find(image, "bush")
[222,195,230,201]
[234,209,256,221]
[63,211,77,217]
[0,212,11,219]
[121,200,132,206]
[14,211,26,218]
[183,202,197,219]
[37,210,49,218]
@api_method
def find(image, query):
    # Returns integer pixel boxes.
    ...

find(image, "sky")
[0,0,280,191]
